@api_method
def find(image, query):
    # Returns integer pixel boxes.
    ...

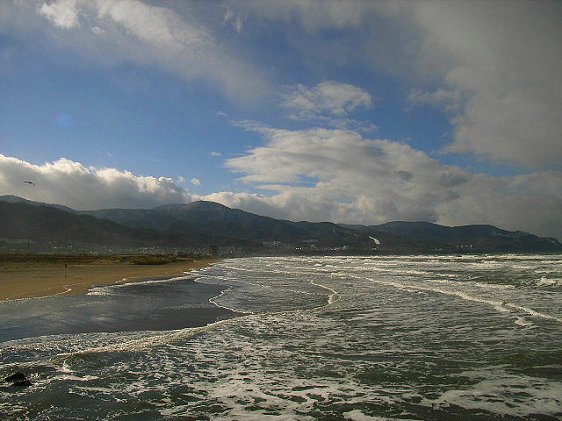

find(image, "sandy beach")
[0,254,219,301]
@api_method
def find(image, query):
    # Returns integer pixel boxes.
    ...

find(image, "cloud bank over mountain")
[206,126,562,240]
[0,154,191,210]
[4,149,560,240]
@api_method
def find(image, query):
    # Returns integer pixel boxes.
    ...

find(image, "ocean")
[1,254,561,420]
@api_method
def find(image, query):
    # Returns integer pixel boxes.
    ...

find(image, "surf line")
[1,305,304,372]
[207,286,254,315]
[2,285,74,303]
[0,313,257,374]
[193,274,257,315]
[309,279,340,307]
[363,276,562,324]
[85,274,286,352]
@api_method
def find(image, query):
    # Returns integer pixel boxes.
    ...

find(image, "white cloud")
[283,81,372,119]
[408,88,462,113]
[281,81,376,132]
[210,151,222,157]
[95,0,210,50]
[403,1,562,167]
[360,1,562,168]
[38,0,80,29]
[190,177,201,186]
[91,25,104,35]
[223,8,244,33]
[93,0,267,101]
[438,171,562,240]
[204,126,562,239]
[223,127,472,223]
[234,0,372,32]
[0,154,191,210]
[3,0,268,102]
[204,191,291,221]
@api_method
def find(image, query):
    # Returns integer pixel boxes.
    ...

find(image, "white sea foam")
[86,274,195,296]
[343,410,420,421]
[536,277,562,287]
[426,370,562,418]
[514,316,535,328]
[2,285,74,303]
[309,279,339,306]
[363,276,562,324]
[429,278,515,290]
[208,287,254,315]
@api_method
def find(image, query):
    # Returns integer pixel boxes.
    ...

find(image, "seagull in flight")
[24,181,35,187]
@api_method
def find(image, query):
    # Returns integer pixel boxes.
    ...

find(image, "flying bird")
[24,181,35,186]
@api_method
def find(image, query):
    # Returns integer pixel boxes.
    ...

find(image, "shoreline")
[0,255,221,302]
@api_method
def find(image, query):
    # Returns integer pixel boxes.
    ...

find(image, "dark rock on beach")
[5,372,27,382]
[12,379,33,387]
[5,371,32,387]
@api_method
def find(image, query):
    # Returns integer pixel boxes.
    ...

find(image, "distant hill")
[350,221,562,253]
[0,198,203,252]
[0,201,154,250]
[0,194,75,213]
[84,201,371,248]
[0,196,560,254]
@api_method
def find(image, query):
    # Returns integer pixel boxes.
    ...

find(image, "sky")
[0,0,561,239]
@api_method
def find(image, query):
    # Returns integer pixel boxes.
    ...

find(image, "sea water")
[1,254,561,420]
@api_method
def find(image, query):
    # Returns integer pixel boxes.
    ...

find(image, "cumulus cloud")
[223,127,473,223]
[190,178,201,186]
[0,154,191,210]
[38,0,80,29]
[202,126,562,239]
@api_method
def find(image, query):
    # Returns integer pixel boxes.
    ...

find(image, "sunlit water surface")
[1,254,561,420]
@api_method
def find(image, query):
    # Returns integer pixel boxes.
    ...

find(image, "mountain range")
[0,195,560,254]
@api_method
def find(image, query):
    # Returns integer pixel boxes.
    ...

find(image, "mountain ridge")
[0,195,559,254]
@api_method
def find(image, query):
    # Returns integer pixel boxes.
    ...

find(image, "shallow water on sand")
[0,275,233,342]
[1,255,561,420]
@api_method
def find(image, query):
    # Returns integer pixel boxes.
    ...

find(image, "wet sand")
[0,255,220,301]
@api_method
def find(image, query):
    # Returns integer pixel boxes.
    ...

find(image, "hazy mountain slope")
[0,194,75,213]
[1,196,560,253]
[88,202,372,247]
[0,201,156,247]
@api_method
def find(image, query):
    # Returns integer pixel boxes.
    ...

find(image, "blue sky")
[1,0,561,239]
